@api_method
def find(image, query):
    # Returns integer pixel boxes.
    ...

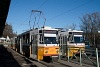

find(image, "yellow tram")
[58,29,85,57]
[15,26,59,61]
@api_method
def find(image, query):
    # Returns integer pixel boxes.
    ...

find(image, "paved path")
[0,45,37,67]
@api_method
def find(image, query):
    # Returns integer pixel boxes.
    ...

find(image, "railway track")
[52,61,71,67]
[4,45,96,67]
[0,45,22,67]
[5,45,90,67]
[7,46,70,67]
[2,45,95,67]
[8,47,46,67]
[29,56,71,67]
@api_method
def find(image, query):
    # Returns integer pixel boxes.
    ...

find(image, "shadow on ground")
[0,44,22,67]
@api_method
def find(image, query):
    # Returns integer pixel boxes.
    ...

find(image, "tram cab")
[59,29,85,57]
[30,26,59,61]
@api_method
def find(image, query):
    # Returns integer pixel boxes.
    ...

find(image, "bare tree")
[64,23,76,31]
[71,23,76,30]
[80,12,100,46]
[2,23,17,38]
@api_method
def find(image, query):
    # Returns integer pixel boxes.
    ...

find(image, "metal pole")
[59,34,61,59]
[20,38,22,54]
[94,33,95,47]
[96,48,99,67]
[61,36,64,55]
[68,48,69,62]
[80,48,82,65]
[30,32,32,57]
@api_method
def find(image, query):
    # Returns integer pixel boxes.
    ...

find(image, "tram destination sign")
[43,30,57,34]
[69,32,83,35]
[73,32,83,35]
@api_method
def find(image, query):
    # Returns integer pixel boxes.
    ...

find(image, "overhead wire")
[33,17,36,29]
[41,12,46,27]
[30,0,48,29]
[37,0,48,10]
[30,10,41,29]
[36,0,48,27]
[20,11,32,25]
[8,0,20,25]
[20,0,48,27]
[47,0,94,21]
[29,11,33,29]
[11,0,47,33]
[36,12,42,29]
[10,0,20,11]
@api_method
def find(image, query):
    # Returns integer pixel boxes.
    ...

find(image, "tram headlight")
[45,51,48,53]
[56,50,59,53]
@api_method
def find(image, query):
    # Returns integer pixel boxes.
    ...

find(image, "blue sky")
[6,0,100,34]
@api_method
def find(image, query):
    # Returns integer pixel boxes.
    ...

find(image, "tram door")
[59,35,67,56]
[32,35,38,58]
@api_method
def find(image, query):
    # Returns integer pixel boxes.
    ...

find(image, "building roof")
[0,0,11,37]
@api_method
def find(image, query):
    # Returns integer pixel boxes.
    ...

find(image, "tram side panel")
[15,36,20,53]
[22,33,30,57]
[31,34,39,60]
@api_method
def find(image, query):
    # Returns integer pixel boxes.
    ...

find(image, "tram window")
[39,35,44,44]
[69,32,72,34]
[68,35,73,41]
[44,37,57,44]
[58,37,60,44]
[39,30,42,33]
[40,36,44,44]
[74,37,84,43]
[63,36,65,44]
[64,36,67,44]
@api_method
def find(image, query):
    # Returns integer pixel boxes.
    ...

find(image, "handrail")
[67,47,99,67]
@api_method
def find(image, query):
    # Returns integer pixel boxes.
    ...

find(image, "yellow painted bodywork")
[38,47,44,60]
[66,46,85,57]
[38,46,59,60]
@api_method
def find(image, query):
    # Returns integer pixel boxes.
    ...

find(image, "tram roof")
[68,30,83,32]
[18,26,58,36]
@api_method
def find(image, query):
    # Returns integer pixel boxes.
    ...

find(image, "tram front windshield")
[44,37,57,44]
[74,37,84,43]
